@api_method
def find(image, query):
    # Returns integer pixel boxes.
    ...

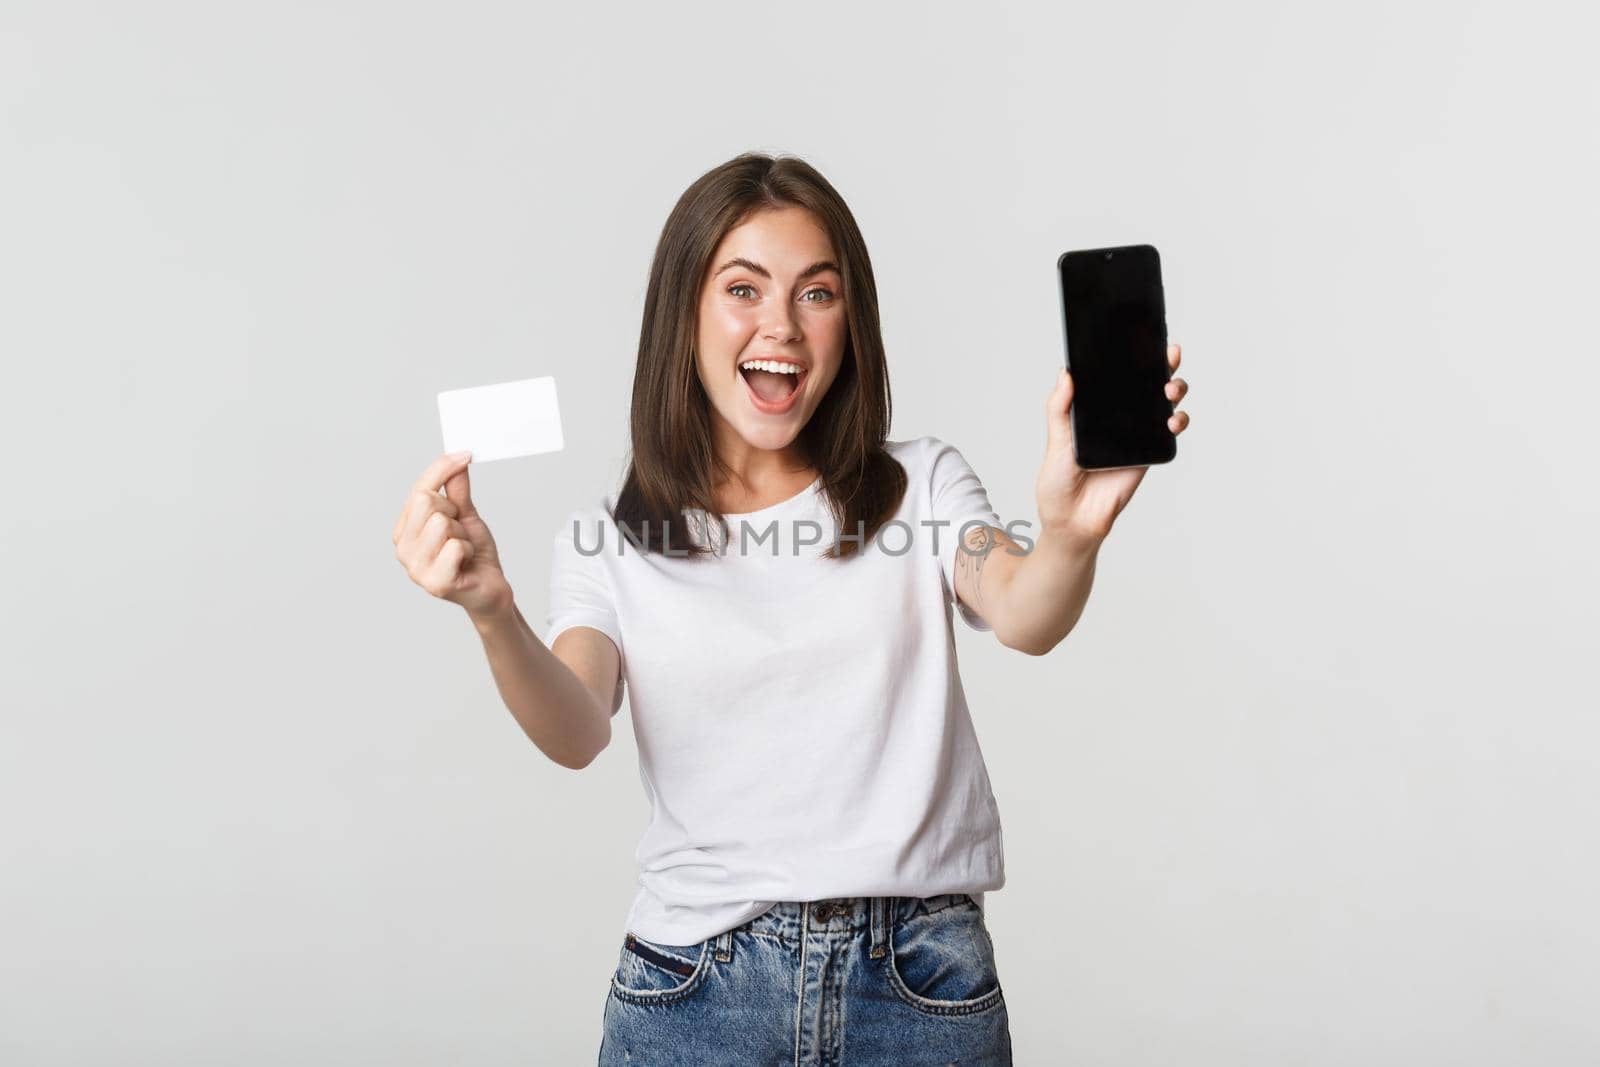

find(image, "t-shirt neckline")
[713,473,824,520]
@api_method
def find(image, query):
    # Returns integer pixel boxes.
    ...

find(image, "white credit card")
[437,375,564,463]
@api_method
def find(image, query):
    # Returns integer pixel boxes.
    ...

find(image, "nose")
[761,302,801,344]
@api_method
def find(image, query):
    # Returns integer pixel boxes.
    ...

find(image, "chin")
[733,419,803,451]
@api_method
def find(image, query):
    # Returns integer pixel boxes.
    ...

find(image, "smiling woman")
[696,209,842,456]
[611,153,908,558]
[393,149,1191,1063]
[529,152,1021,1065]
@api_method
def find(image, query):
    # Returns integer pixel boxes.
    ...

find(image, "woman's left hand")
[1036,342,1190,543]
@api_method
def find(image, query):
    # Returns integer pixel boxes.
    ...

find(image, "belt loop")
[715,925,734,963]
[869,896,890,959]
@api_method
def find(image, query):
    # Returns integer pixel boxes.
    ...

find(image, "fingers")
[393,486,462,547]
[1045,368,1074,453]
[418,510,471,551]
[396,501,471,573]
[409,511,475,594]
[423,536,475,596]
[443,464,477,517]
[393,451,482,601]
[394,452,471,543]
[1163,351,1189,435]
[413,511,471,564]
[411,451,473,496]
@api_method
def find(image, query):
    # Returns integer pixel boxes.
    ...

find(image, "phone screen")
[1057,245,1175,470]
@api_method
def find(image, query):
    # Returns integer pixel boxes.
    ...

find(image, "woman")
[393,152,1191,1065]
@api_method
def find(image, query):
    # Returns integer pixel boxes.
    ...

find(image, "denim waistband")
[699,893,975,965]
[750,894,972,937]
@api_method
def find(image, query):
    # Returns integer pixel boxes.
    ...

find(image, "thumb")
[443,463,478,518]
[1045,368,1074,452]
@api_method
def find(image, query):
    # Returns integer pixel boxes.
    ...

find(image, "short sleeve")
[926,436,1003,632]
[545,506,626,713]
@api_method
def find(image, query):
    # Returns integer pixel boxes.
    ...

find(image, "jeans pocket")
[884,895,1005,1016]
[610,931,713,1005]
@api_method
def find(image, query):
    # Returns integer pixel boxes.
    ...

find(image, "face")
[694,205,847,466]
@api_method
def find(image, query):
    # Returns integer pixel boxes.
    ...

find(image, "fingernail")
[449,450,472,462]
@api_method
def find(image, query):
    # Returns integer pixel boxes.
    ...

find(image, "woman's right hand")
[392,451,513,622]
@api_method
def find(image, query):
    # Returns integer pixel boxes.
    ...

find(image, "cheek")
[701,302,758,345]
[816,312,849,364]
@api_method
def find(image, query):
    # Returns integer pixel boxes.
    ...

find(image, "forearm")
[992,523,1103,655]
[469,598,609,769]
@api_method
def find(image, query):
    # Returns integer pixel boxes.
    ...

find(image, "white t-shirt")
[544,435,1007,946]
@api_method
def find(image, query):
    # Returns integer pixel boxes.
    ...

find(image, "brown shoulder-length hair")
[610,151,906,559]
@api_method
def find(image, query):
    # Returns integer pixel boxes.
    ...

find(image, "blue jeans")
[598,893,1012,1065]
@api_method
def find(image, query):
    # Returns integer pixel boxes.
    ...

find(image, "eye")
[728,284,756,299]
[803,288,836,303]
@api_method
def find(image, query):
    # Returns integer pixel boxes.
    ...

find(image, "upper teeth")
[740,360,804,374]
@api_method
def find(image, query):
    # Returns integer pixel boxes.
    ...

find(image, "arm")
[958,341,1192,655]
[954,522,1102,656]
[469,600,620,770]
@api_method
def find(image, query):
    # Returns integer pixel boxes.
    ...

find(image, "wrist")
[468,590,519,637]
[1037,518,1106,557]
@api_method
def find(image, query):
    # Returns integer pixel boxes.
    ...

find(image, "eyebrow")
[714,256,841,281]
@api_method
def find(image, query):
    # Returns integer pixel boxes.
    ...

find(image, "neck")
[709,423,814,509]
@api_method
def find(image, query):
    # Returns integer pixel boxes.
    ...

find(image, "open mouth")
[739,362,807,412]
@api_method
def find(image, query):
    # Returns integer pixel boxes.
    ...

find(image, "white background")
[3,1,1596,1063]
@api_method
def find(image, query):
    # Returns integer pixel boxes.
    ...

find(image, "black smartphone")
[1056,244,1175,470]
